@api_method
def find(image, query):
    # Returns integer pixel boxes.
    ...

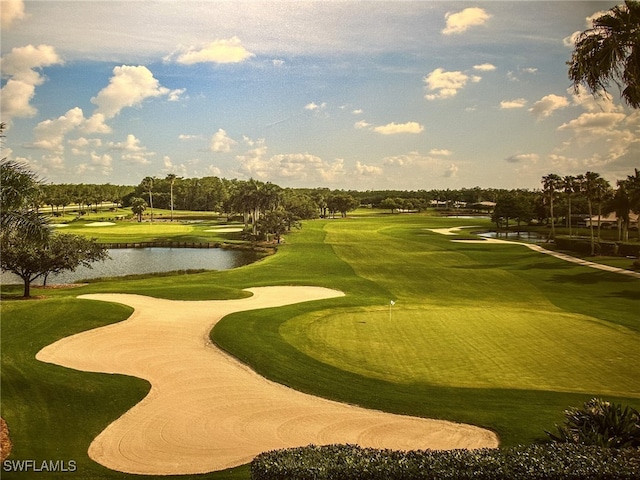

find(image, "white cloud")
[473,63,496,71]
[234,138,345,184]
[569,85,621,114]
[355,161,382,176]
[429,149,452,156]
[424,68,481,100]
[443,163,459,177]
[178,134,202,140]
[500,98,527,109]
[91,65,179,119]
[352,109,363,115]
[172,37,254,65]
[210,128,237,153]
[1,0,26,29]
[272,59,285,67]
[0,44,62,122]
[28,107,85,152]
[354,120,371,130]
[529,94,569,119]
[505,153,539,163]
[442,7,491,35]
[304,102,327,111]
[382,151,441,167]
[68,137,102,155]
[372,121,424,135]
[108,134,155,164]
[557,112,626,135]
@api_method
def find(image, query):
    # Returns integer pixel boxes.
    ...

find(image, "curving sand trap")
[204,227,244,233]
[36,286,499,475]
[85,222,116,227]
[427,226,479,235]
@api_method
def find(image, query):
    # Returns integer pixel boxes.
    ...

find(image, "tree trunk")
[549,197,556,240]
[22,276,31,298]
[567,197,572,237]
[588,199,595,256]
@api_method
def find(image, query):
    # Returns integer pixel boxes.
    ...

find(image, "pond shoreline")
[100,241,276,254]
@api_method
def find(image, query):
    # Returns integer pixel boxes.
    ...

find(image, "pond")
[1,247,261,286]
[478,231,549,243]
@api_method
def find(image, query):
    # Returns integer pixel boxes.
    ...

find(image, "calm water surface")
[1,248,259,285]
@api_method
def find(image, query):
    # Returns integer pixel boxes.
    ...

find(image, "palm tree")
[581,171,603,255]
[542,174,562,240]
[607,180,631,241]
[0,157,50,242]
[593,177,612,241]
[141,176,154,222]
[627,168,640,239]
[166,173,177,222]
[563,175,577,237]
[568,0,640,108]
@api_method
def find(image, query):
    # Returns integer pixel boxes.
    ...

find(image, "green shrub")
[547,398,640,449]
[250,443,640,480]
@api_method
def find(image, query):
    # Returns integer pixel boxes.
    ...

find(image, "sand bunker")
[85,222,116,227]
[204,227,244,233]
[427,226,479,235]
[37,286,498,475]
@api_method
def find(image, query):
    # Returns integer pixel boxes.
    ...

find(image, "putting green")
[280,304,640,397]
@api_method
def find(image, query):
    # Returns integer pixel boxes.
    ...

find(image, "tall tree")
[563,175,577,237]
[580,171,603,255]
[141,176,154,222]
[568,0,640,108]
[542,174,562,240]
[1,233,108,297]
[627,168,640,239]
[166,173,177,222]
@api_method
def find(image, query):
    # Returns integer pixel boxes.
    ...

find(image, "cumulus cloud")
[529,94,569,119]
[170,37,254,65]
[563,10,608,47]
[443,163,459,177]
[108,134,155,164]
[355,161,383,176]
[505,153,539,163]
[569,85,621,113]
[1,0,26,29]
[0,44,63,122]
[372,121,424,135]
[557,112,626,135]
[442,7,491,35]
[28,107,85,152]
[304,102,327,111]
[473,63,496,71]
[429,149,452,156]
[354,120,372,130]
[500,98,527,109]
[91,65,181,119]
[424,68,481,100]
[210,128,237,153]
[234,137,345,184]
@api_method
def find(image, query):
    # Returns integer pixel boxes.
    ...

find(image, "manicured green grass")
[55,219,246,244]
[2,211,639,480]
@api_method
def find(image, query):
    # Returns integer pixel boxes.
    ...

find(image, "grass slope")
[213,215,640,445]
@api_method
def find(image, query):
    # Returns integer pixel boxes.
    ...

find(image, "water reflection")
[1,248,260,285]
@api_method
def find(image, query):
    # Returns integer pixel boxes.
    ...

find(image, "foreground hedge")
[251,444,640,480]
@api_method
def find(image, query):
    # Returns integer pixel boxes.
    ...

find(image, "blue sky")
[2,0,638,190]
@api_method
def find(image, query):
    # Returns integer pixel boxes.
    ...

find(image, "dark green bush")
[251,443,640,480]
[547,398,640,449]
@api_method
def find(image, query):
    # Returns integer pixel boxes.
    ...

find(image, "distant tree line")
[29,168,640,246]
